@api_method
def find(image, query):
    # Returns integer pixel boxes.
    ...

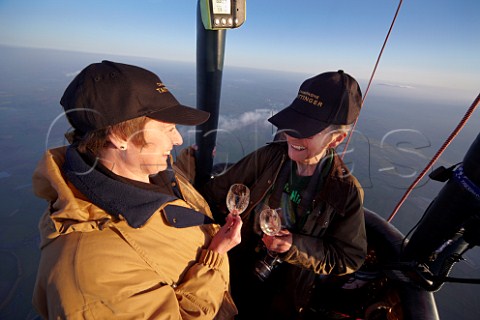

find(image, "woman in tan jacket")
[32,60,242,319]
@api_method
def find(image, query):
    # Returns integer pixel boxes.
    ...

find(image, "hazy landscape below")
[1,45,479,319]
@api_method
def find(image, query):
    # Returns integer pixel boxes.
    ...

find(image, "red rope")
[387,92,480,222]
[341,0,404,159]
[338,0,479,224]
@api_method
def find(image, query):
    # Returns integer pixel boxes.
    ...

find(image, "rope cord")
[387,92,480,222]
[341,0,404,158]
[337,0,479,224]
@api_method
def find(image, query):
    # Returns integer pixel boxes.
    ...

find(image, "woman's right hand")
[208,213,242,254]
[262,229,292,253]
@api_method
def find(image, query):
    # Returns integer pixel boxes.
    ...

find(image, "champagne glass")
[259,208,282,236]
[226,183,250,216]
[255,208,283,281]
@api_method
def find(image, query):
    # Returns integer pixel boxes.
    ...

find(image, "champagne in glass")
[226,183,250,215]
[259,208,282,236]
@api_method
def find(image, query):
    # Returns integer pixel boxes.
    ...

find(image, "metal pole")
[195,0,227,187]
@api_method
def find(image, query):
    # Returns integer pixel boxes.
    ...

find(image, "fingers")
[276,229,291,237]
[262,233,292,253]
[261,234,274,248]
[209,215,242,254]
[224,213,242,234]
[224,212,238,225]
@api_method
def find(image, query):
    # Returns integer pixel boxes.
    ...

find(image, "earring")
[120,145,126,150]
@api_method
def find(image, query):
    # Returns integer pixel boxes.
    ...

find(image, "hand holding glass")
[226,183,250,216]
[255,208,283,282]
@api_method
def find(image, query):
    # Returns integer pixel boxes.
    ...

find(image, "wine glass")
[254,208,283,281]
[226,183,250,216]
[259,208,282,236]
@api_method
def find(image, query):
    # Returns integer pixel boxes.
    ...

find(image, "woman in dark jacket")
[200,70,367,319]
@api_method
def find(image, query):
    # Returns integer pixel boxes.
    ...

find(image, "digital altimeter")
[200,0,246,30]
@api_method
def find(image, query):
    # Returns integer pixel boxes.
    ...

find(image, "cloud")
[65,70,81,77]
[0,171,11,179]
[377,82,415,89]
[219,109,273,131]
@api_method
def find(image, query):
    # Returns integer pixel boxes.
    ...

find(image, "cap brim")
[149,104,210,126]
[268,106,329,139]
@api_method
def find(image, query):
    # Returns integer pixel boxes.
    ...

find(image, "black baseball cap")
[268,70,362,138]
[60,60,209,134]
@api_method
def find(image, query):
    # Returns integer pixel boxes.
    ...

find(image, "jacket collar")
[62,146,213,228]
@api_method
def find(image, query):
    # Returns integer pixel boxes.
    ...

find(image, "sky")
[0,0,479,98]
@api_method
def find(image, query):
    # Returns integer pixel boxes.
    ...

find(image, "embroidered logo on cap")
[297,90,323,107]
[156,82,169,93]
